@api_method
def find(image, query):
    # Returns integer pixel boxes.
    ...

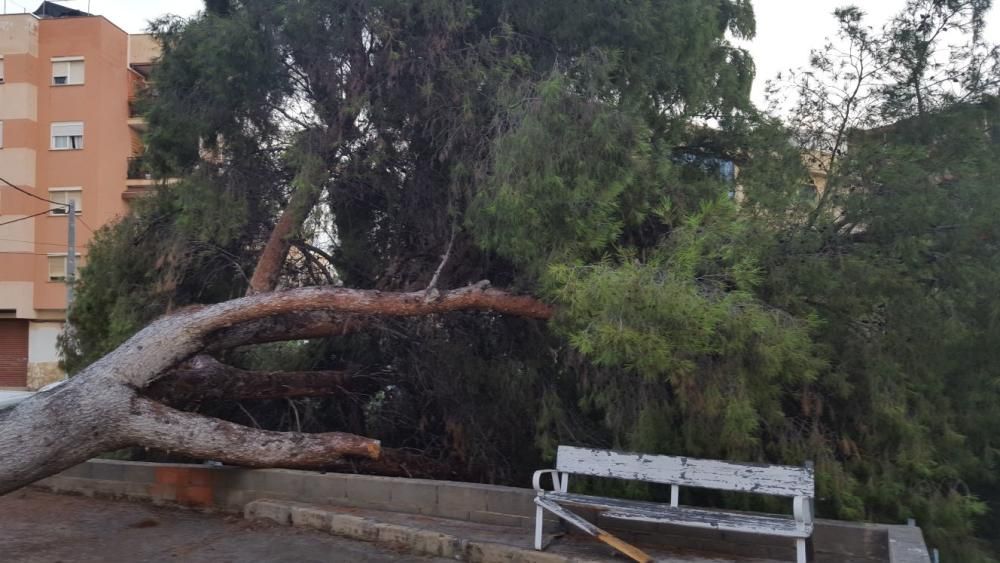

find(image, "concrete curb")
[245,499,589,563]
[33,460,931,562]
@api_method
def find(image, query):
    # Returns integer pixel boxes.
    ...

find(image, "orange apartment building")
[0,5,158,389]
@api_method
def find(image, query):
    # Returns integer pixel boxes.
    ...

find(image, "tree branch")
[206,312,369,350]
[425,224,457,297]
[0,282,551,494]
[145,357,356,404]
[247,182,323,295]
[123,396,380,468]
[294,241,337,286]
[204,282,553,354]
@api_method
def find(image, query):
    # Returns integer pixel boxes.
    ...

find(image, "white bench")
[533,446,816,563]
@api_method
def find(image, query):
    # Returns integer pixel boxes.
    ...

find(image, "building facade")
[0,9,157,389]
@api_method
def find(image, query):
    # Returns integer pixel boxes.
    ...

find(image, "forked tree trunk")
[0,282,552,495]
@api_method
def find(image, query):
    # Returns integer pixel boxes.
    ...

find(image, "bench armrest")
[793,495,814,531]
[533,469,568,492]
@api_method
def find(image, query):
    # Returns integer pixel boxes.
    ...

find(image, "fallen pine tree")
[0,282,552,494]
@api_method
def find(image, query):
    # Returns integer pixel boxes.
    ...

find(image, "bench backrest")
[555,446,814,498]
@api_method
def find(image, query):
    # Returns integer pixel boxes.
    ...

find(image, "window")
[52,57,84,85]
[51,122,84,150]
[48,188,82,214]
[47,254,80,282]
[0,56,5,83]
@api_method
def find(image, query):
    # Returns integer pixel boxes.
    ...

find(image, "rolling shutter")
[0,320,29,388]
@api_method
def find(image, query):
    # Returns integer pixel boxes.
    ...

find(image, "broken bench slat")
[555,445,814,497]
[534,497,653,563]
[532,446,816,563]
[542,491,812,538]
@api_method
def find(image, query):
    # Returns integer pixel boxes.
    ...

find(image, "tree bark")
[123,397,379,467]
[0,282,551,495]
[246,182,323,295]
[205,311,368,350]
[0,376,136,494]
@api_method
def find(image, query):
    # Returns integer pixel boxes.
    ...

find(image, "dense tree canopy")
[62,0,999,559]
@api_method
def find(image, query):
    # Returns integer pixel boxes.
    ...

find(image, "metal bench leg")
[534,504,544,550]
[796,537,815,563]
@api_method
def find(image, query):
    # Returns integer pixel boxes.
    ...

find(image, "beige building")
[0,5,158,389]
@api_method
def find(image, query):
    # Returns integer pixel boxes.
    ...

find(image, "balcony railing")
[127,157,152,180]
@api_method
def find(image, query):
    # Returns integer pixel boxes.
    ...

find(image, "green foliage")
[758,3,1000,551]
[544,201,822,465]
[469,73,661,273]
[65,0,1000,558]
[60,174,268,373]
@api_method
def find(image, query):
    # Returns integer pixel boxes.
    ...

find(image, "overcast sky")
[6,0,999,107]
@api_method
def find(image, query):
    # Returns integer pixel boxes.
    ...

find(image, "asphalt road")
[0,490,450,562]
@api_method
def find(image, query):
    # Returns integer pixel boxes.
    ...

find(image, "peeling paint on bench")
[555,446,814,497]
[543,491,812,538]
[533,445,817,563]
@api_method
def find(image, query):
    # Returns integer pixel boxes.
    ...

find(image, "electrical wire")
[0,174,70,209]
[0,237,67,248]
[0,251,76,257]
[0,210,51,228]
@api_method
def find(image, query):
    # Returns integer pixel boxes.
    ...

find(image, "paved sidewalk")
[245,498,777,563]
[0,490,449,562]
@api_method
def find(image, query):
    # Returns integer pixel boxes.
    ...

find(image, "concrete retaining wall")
[35,460,929,563]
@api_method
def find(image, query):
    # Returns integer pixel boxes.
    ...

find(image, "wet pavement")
[0,490,450,562]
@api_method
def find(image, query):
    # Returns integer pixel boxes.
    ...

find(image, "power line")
[0,250,79,257]
[0,237,67,248]
[0,210,51,228]
[0,174,70,208]
[0,176,98,234]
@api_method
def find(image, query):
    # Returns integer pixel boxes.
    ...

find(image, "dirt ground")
[0,490,450,562]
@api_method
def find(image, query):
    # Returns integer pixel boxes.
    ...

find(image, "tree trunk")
[0,282,551,495]
[246,182,323,295]
[0,376,136,493]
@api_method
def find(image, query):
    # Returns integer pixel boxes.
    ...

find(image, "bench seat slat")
[556,446,814,498]
[542,492,813,539]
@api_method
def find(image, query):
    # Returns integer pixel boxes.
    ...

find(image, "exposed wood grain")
[534,498,653,563]
[555,445,814,497]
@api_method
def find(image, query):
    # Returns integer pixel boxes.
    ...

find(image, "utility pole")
[66,199,76,307]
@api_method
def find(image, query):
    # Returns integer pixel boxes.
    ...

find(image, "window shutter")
[51,122,84,149]
[52,122,84,137]
[70,60,84,84]
[53,61,69,84]
[50,191,67,214]
[48,256,66,281]
[52,58,84,85]
[49,189,83,213]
